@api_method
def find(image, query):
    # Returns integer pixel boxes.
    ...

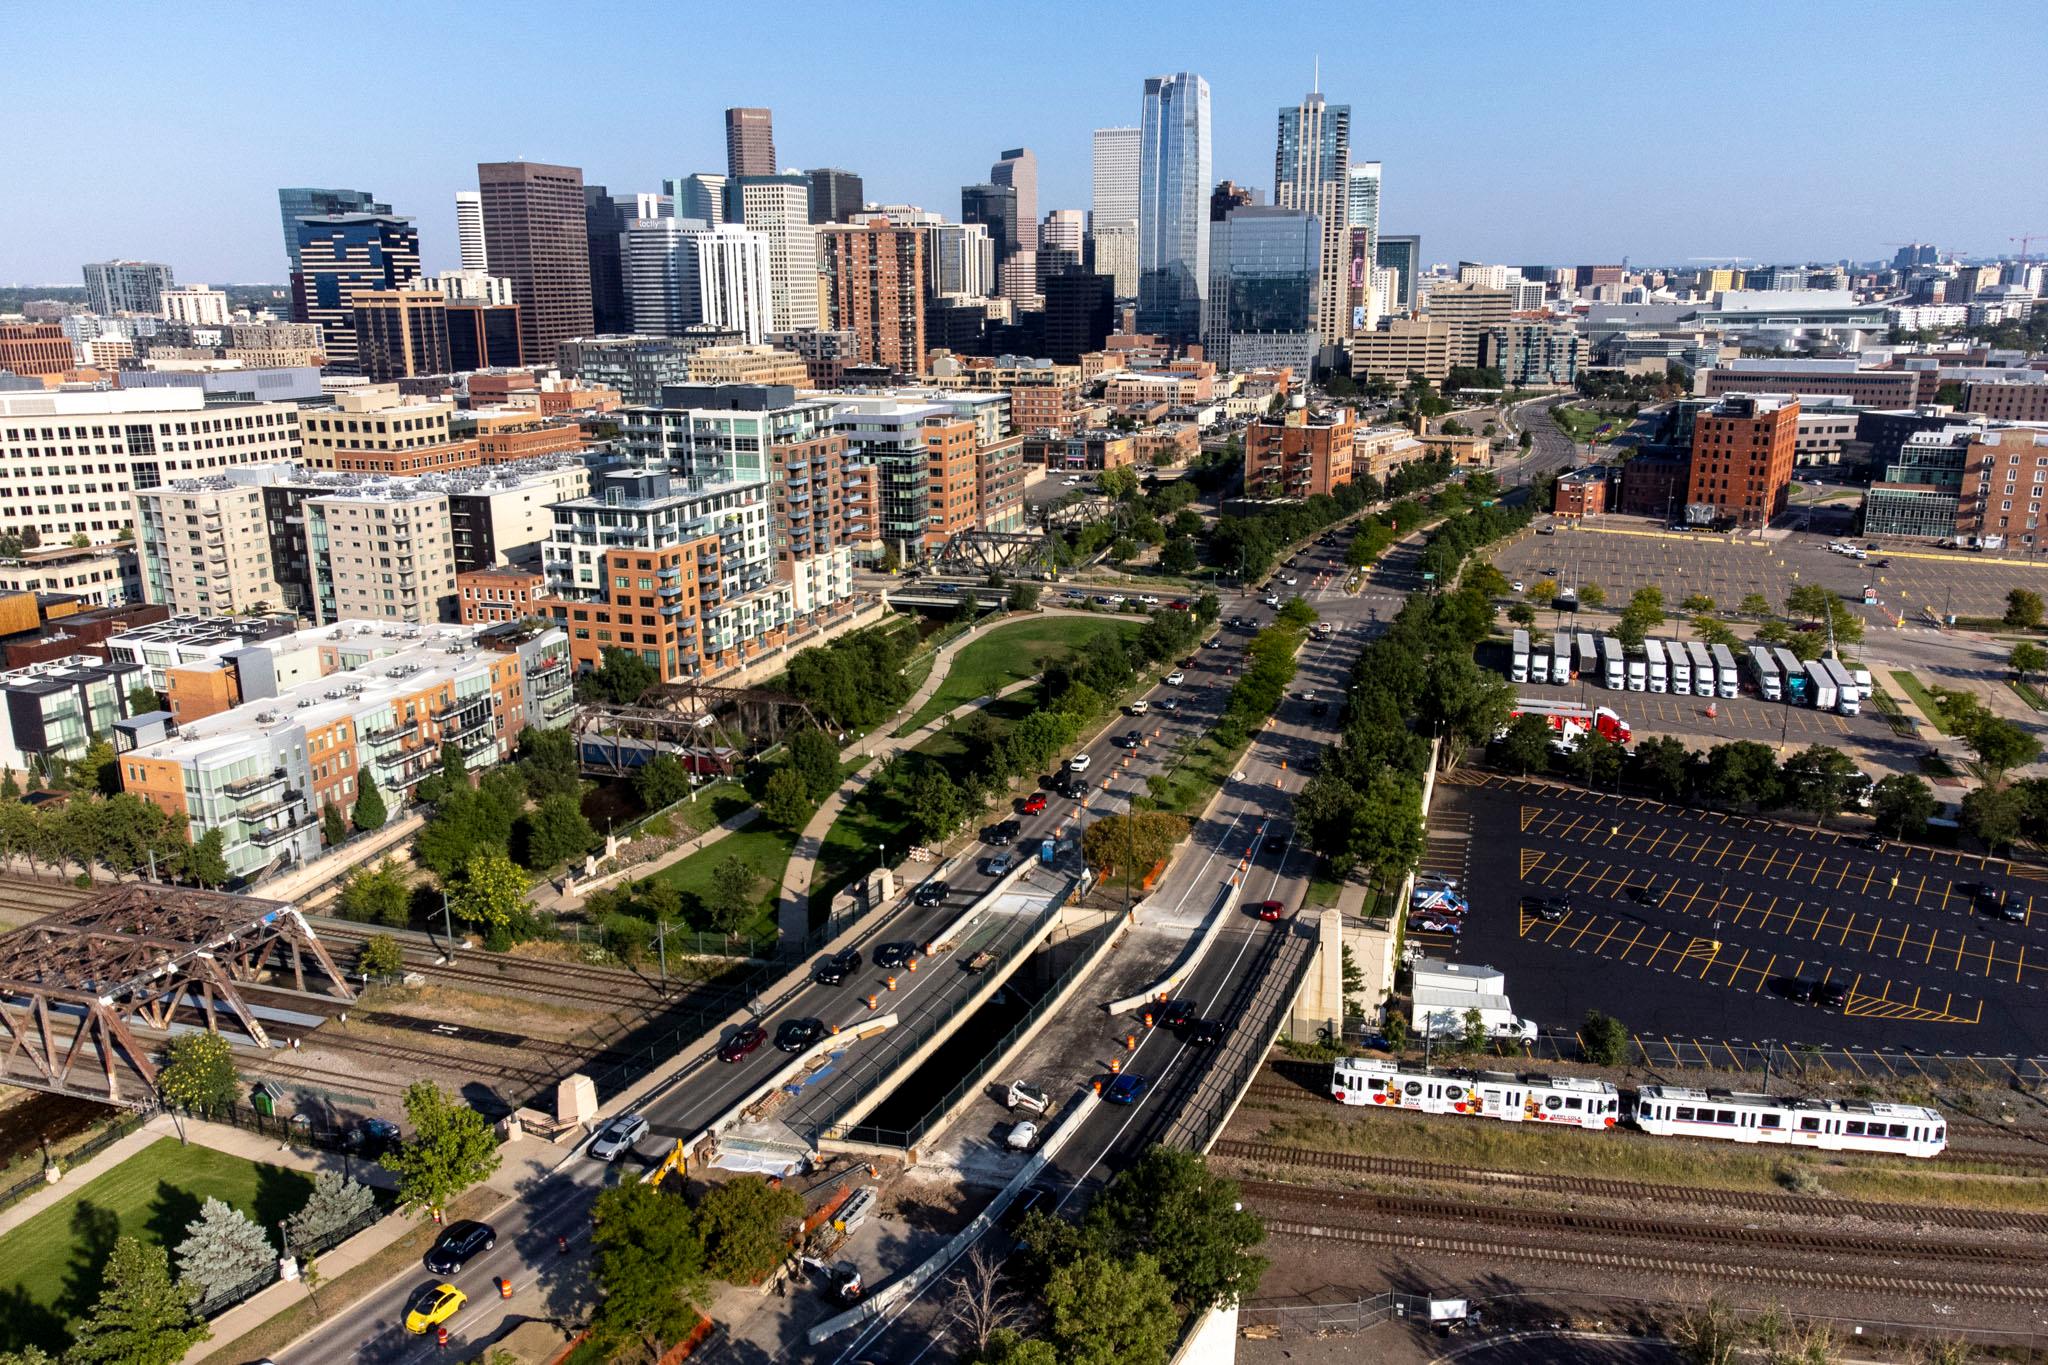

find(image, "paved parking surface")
[1435,774,2048,1055]
[1509,678,1864,744]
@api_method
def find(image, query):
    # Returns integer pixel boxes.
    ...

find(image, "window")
[1800,1116,1821,1132]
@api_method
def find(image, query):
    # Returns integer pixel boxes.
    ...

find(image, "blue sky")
[7,0,2045,285]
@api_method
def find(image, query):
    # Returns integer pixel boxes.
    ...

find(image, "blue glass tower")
[1137,72,1211,345]
[278,188,390,272]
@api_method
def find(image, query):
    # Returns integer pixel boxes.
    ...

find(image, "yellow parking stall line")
[1859,865,1879,894]
[1693,1040,1713,1069]
[1952,937,1967,973]
[1520,849,1545,877]
[1725,946,1753,986]
[1830,860,1853,890]
[1983,939,2000,980]
[1618,923,1650,959]
[2018,944,2028,985]
[1520,805,1542,832]
[1836,912,1856,948]
[1681,882,1709,914]
[1567,914,1602,949]
[1537,914,1576,945]
[1923,929,1940,965]
[1757,951,1779,986]
[1807,907,1831,941]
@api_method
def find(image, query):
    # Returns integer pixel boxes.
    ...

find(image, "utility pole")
[441,890,455,959]
[656,919,669,997]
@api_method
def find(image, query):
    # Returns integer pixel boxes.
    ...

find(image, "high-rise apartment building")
[454,190,488,271]
[1275,89,1351,345]
[725,107,777,179]
[136,475,288,616]
[926,222,995,300]
[1346,162,1381,236]
[730,177,821,332]
[1042,273,1114,365]
[1245,403,1356,497]
[665,174,727,226]
[1686,394,1799,526]
[82,260,174,315]
[1206,207,1321,376]
[0,323,73,378]
[352,289,451,381]
[1039,209,1087,287]
[1138,72,1212,344]
[807,168,865,225]
[584,185,634,335]
[1090,224,1138,300]
[1423,282,1512,369]
[820,221,927,374]
[290,214,422,372]
[622,219,774,343]
[278,188,389,273]
[961,183,1022,285]
[478,160,595,365]
[161,286,231,326]
[1092,127,1141,228]
[1376,234,1421,314]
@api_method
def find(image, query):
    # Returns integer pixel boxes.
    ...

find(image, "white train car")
[1634,1086,1946,1159]
[1331,1058,1620,1130]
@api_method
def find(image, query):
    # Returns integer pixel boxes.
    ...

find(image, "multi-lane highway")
[829,528,1386,1364]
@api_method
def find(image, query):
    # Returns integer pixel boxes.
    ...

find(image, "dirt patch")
[880,1167,978,1236]
[356,981,614,1041]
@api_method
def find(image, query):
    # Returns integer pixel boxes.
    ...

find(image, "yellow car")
[404,1282,467,1334]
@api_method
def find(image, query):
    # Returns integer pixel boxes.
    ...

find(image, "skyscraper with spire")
[1274,70,1350,347]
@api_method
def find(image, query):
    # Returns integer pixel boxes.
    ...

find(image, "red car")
[717,1024,767,1063]
[1021,792,1048,814]
[1252,900,1286,921]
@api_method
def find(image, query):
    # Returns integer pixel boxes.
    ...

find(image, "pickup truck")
[964,949,1001,974]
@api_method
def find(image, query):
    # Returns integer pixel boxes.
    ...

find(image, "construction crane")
[2011,233,2047,266]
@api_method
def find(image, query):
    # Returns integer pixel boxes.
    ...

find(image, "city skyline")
[8,0,2044,285]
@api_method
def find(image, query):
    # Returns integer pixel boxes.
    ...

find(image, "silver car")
[588,1112,649,1162]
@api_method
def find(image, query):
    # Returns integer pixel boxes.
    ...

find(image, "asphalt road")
[828,531,1387,1365]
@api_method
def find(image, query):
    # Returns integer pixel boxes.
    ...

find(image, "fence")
[0,1112,151,1215]
[823,888,1095,1149]
[187,1201,383,1319]
[1240,1291,1433,1337]
[1166,929,1318,1154]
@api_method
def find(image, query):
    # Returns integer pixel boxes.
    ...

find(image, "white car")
[1262,594,1281,607]
[1165,671,1186,686]
[1107,594,1126,605]
[1139,595,1161,606]
[1068,753,1093,773]
[588,1113,649,1162]
[1128,699,1150,715]
[1512,580,1525,593]
[1006,1120,1039,1151]
[1283,575,1299,586]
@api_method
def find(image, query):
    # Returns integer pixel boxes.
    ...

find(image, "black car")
[1262,831,1287,855]
[1188,1019,1225,1047]
[1815,981,1850,1008]
[911,881,949,907]
[1970,885,2019,921]
[983,821,1018,846]
[1117,730,1143,749]
[1625,886,1662,908]
[344,1117,401,1158]
[1525,894,1571,922]
[424,1220,496,1275]
[775,1017,825,1053]
[813,948,861,985]
[1159,998,1197,1028]
[874,941,920,969]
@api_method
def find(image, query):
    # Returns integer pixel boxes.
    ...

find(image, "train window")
[1674,1106,1694,1121]
[1366,1078,1384,1092]
[1404,1082,1422,1097]
[1934,1126,1945,1141]
[1888,1123,1909,1138]
[1759,1113,1781,1128]
[1800,1116,1821,1132]
[1565,1097,1582,1110]
[1844,1121,1865,1136]
[1716,1110,1735,1124]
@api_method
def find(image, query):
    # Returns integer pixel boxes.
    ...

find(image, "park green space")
[0,1137,313,1353]
[896,615,1145,734]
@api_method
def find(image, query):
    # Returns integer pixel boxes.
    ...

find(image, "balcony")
[221,768,287,801]
[249,815,316,847]
[541,690,576,720]
[656,566,680,581]
[657,582,683,599]
[361,718,418,746]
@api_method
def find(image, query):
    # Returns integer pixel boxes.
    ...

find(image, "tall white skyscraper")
[1137,72,1211,344]
[1091,224,1138,299]
[1276,89,1350,345]
[926,222,994,299]
[733,176,820,331]
[454,191,488,272]
[622,219,774,342]
[1346,161,1381,237]
[1092,127,1140,228]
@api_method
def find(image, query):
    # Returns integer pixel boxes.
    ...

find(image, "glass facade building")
[277,187,388,273]
[1137,72,1211,344]
[1206,207,1320,375]
[1375,233,1421,315]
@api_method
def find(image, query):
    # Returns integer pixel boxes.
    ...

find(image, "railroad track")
[315,921,677,1011]
[1211,1138,2048,1234]
[312,1028,565,1095]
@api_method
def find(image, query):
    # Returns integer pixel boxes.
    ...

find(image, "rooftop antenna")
[1313,56,1320,96]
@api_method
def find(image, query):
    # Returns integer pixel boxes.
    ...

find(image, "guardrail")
[1105,853,1255,1015]
[659,1014,900,1170]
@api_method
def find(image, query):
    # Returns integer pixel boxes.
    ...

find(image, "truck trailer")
[1823,657,1860,715]
[1602,635,1625,690]
[1773,646,1807,703]
[1710,643,1739,699]
[1511,629,1530,684]
[1748,645,1782,702]
[1645,638,1668,693]
[1804,658,1838,711]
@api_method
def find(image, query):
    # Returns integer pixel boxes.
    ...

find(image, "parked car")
[717,1026,768,1064]
[345,1117,401,1158]
[1412,913,1464,935]
[423,1220,496,1275]
[774,1018,825,1053]
[1814,981,1849,1008]
[1524,893,1571,922]
[813,948,862,985]
[874,941,921,969]
[1006,1120,1039,1151]
[588,1112,650,1160]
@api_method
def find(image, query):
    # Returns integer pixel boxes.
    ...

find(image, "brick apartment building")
[1244,404,1357,497]
[1684,394,1798,525]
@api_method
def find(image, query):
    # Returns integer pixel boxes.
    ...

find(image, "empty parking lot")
[1433,773,2048,1054]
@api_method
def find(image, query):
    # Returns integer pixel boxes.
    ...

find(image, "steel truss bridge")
[572,679,822,778]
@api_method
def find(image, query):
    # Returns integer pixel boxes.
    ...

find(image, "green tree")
[339,858,410,927]
[704,853,762,932]
[968,1331,1057,1365]
[1498,713,1553,776]
[286,1169,375,1249]
[1699,740,1784,809]
[522,792,597,869]
[438,741,469,790]
[74,739,119,796]
[785,725,843,804]
[173,1197,273,1301]
[1506,602,1536,628]
[158,1031,239,1111]
[187,827,230,888]
[127,685,161,715]
[1010,581,1041,611]
[357,934,405,977]
[1043,1254,1178,1365]
[1109,535,1137,563]
[383,1081,501,1217]
[2011,641,2048,685]
[590,1180,707,1363]
[1097,466,1140,501]
[1081,1146,1266,1310]
[1962,784,2028,852]
[908,764,968,844]
[64,1237,207,1365]
[1738,592,1772,618]
[1681,594,1715,614]
[518,725,583,802]
[1461,1006,1489,1054]
[585,646,658,705]
[1779,744,1860,827]
[320,800,348,848]
[1526,578,1559,608]
[1968,717,2041,783]
[1160,536,1198,575]
[1568,733,1622,791]
[1755,619,1792,646]
[1629,736,1694,802]
[1871,773,1937,838]
[1577,582,1605,611]
[1518,428,1533,451]
[2005,588,2045,630]
[352,772,388,832]
[697,1175,803,1284]
[1580,1011,1629,1066]
[1786,583,1833,622]
[633,752,692,811]
[760,767,814,830]
[1080,810,1189,888]
[453,850,530,931]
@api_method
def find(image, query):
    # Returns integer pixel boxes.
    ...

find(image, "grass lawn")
[641,822,794,945]
[2011,678,2048,712]
[896,617,1144,734]
[1890,669,1954,733]
[1550,406,1608,442]
[0,1137,315,1353]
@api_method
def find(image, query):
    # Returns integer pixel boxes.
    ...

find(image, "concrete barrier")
[922,854,1037,954]
[1105,871,1251,1015]
[807,1089,1102,1346]
[671,1014,901,1168]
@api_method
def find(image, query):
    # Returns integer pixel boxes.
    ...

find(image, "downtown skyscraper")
[1137,72,1211,344]
[725,107,776,179]
[478,160,594,365]
[1275,87,1349,346]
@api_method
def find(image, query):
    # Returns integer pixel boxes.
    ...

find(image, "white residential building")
[161,286,231,326]
[454,190,488,271]
[622,219,774,343]
[734,177,820,332]
[421,269,514,306]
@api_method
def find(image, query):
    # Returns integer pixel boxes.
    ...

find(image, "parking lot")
[1432,774,2048,1055]
[1508,677,1868,745]
[1490,518,2048,627]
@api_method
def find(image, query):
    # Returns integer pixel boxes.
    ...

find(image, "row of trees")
[783,622,919,731]
[964,1147,1266,1365]
[1215,460,1454,584]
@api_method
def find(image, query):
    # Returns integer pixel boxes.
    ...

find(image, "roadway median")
[1105,824,1262,1016]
